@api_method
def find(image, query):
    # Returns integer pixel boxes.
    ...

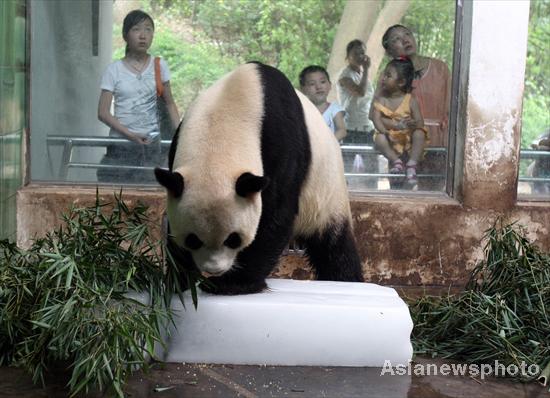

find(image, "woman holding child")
[371,57,427,188]
[381,24,450,148]
[373,24,451,190]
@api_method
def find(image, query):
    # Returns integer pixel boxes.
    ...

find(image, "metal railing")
[46,135,550,185]
[517,150,550,183]
[341,144,446,180]
[46,135,171,180]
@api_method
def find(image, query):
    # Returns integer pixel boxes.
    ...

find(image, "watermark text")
[380,360,539,380]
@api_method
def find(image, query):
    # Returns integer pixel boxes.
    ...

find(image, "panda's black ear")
[155,168,184,198]
[236,172,269,198]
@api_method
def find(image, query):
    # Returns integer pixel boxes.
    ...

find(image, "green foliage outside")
[113,22,237,111]
[151,30,239,111]
[402,0,456,67]
[0,193,199,397]
[192,0,345,86]
[125,0,547,148]
[130,0,345,110]
[521,0,550,148]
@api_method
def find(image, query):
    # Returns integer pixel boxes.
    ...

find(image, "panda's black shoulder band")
[155,168,184,198]
[235,172,269,198]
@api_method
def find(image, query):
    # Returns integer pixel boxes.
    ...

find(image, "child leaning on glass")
[299,65,347,142]
[371,57,429,189]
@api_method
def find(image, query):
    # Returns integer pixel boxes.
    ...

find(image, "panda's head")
[155,168,269,275]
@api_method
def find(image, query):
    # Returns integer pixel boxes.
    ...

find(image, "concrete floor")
[0,357,547,398]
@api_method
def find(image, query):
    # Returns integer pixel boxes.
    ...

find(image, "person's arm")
[339,76,369,97]
[338,57,371,97]
[368,87,381,122]
[97,89,147,144]
[371,104,388,135]
[368,94,377,121]
[368,73,384,121]
[384,116,404,130]
[161,81,180,130]
[333,111,347,141]
[409,96,425,130]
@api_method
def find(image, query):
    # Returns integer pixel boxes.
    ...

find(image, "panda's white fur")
[157,62,363,293]
[167,64,265,275]
[292,90,351,238]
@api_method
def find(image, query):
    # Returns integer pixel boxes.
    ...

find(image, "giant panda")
[155,62,363,295]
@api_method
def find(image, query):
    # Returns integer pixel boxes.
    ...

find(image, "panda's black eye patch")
[185,233,203,250]
[223,232,241,249]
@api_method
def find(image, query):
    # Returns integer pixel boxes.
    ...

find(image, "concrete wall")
[17,1,549,287]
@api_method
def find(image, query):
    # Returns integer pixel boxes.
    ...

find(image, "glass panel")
[0,134,4,208]
[32,0,456,191]
[338,1,455,193]
[30,0,112,183]
[0,0,25,240]
[517,0,550,199]
[4,131,21,199]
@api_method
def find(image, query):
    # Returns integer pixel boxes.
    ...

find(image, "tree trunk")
[327,0,411,101]
[366,0,411,81]
[326,0,382,101]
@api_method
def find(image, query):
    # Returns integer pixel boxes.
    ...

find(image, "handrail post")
[59,139,73,180]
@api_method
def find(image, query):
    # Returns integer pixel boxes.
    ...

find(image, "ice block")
[160,279,413,367]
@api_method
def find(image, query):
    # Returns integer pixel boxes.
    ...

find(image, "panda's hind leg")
[301,219,364,282]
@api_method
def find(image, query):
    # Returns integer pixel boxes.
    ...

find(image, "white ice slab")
[160,279,413,367]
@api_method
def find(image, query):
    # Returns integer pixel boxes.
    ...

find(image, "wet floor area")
[0,357,547,398]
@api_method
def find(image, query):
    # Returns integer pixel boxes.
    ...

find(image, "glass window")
[31,1,119,184]
[0,0,26,240]
[32,0,457,191]
[517,0,550,199]
[336,0,456,193]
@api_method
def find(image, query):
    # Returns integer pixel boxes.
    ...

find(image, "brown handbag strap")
[154,56,163,97]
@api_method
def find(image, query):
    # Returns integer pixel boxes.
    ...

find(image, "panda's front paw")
[200,275,267,295]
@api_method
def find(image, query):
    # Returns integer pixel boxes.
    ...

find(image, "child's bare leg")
[405,129,426,187]
[408,129,426,164]
[376,133,404,174]
[375,133,400,163]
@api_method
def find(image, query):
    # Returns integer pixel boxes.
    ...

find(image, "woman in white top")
[97,9,179,183]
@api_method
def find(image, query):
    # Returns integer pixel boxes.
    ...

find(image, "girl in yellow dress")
[371,57,428,188]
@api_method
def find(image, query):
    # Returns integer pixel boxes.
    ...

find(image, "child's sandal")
[389,159,405,174]
[406,164,418,185]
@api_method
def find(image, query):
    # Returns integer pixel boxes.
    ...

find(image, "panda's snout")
[200,262,232,276]
[195,250,235,276]
[202,269,226,277]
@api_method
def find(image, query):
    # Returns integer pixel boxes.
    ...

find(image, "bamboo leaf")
[410,219,550,382]
[0,191,201,396]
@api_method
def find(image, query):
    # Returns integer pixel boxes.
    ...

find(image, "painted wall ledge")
[16,185,550,286]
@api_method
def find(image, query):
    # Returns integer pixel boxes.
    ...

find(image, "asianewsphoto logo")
[380,360,540,380]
